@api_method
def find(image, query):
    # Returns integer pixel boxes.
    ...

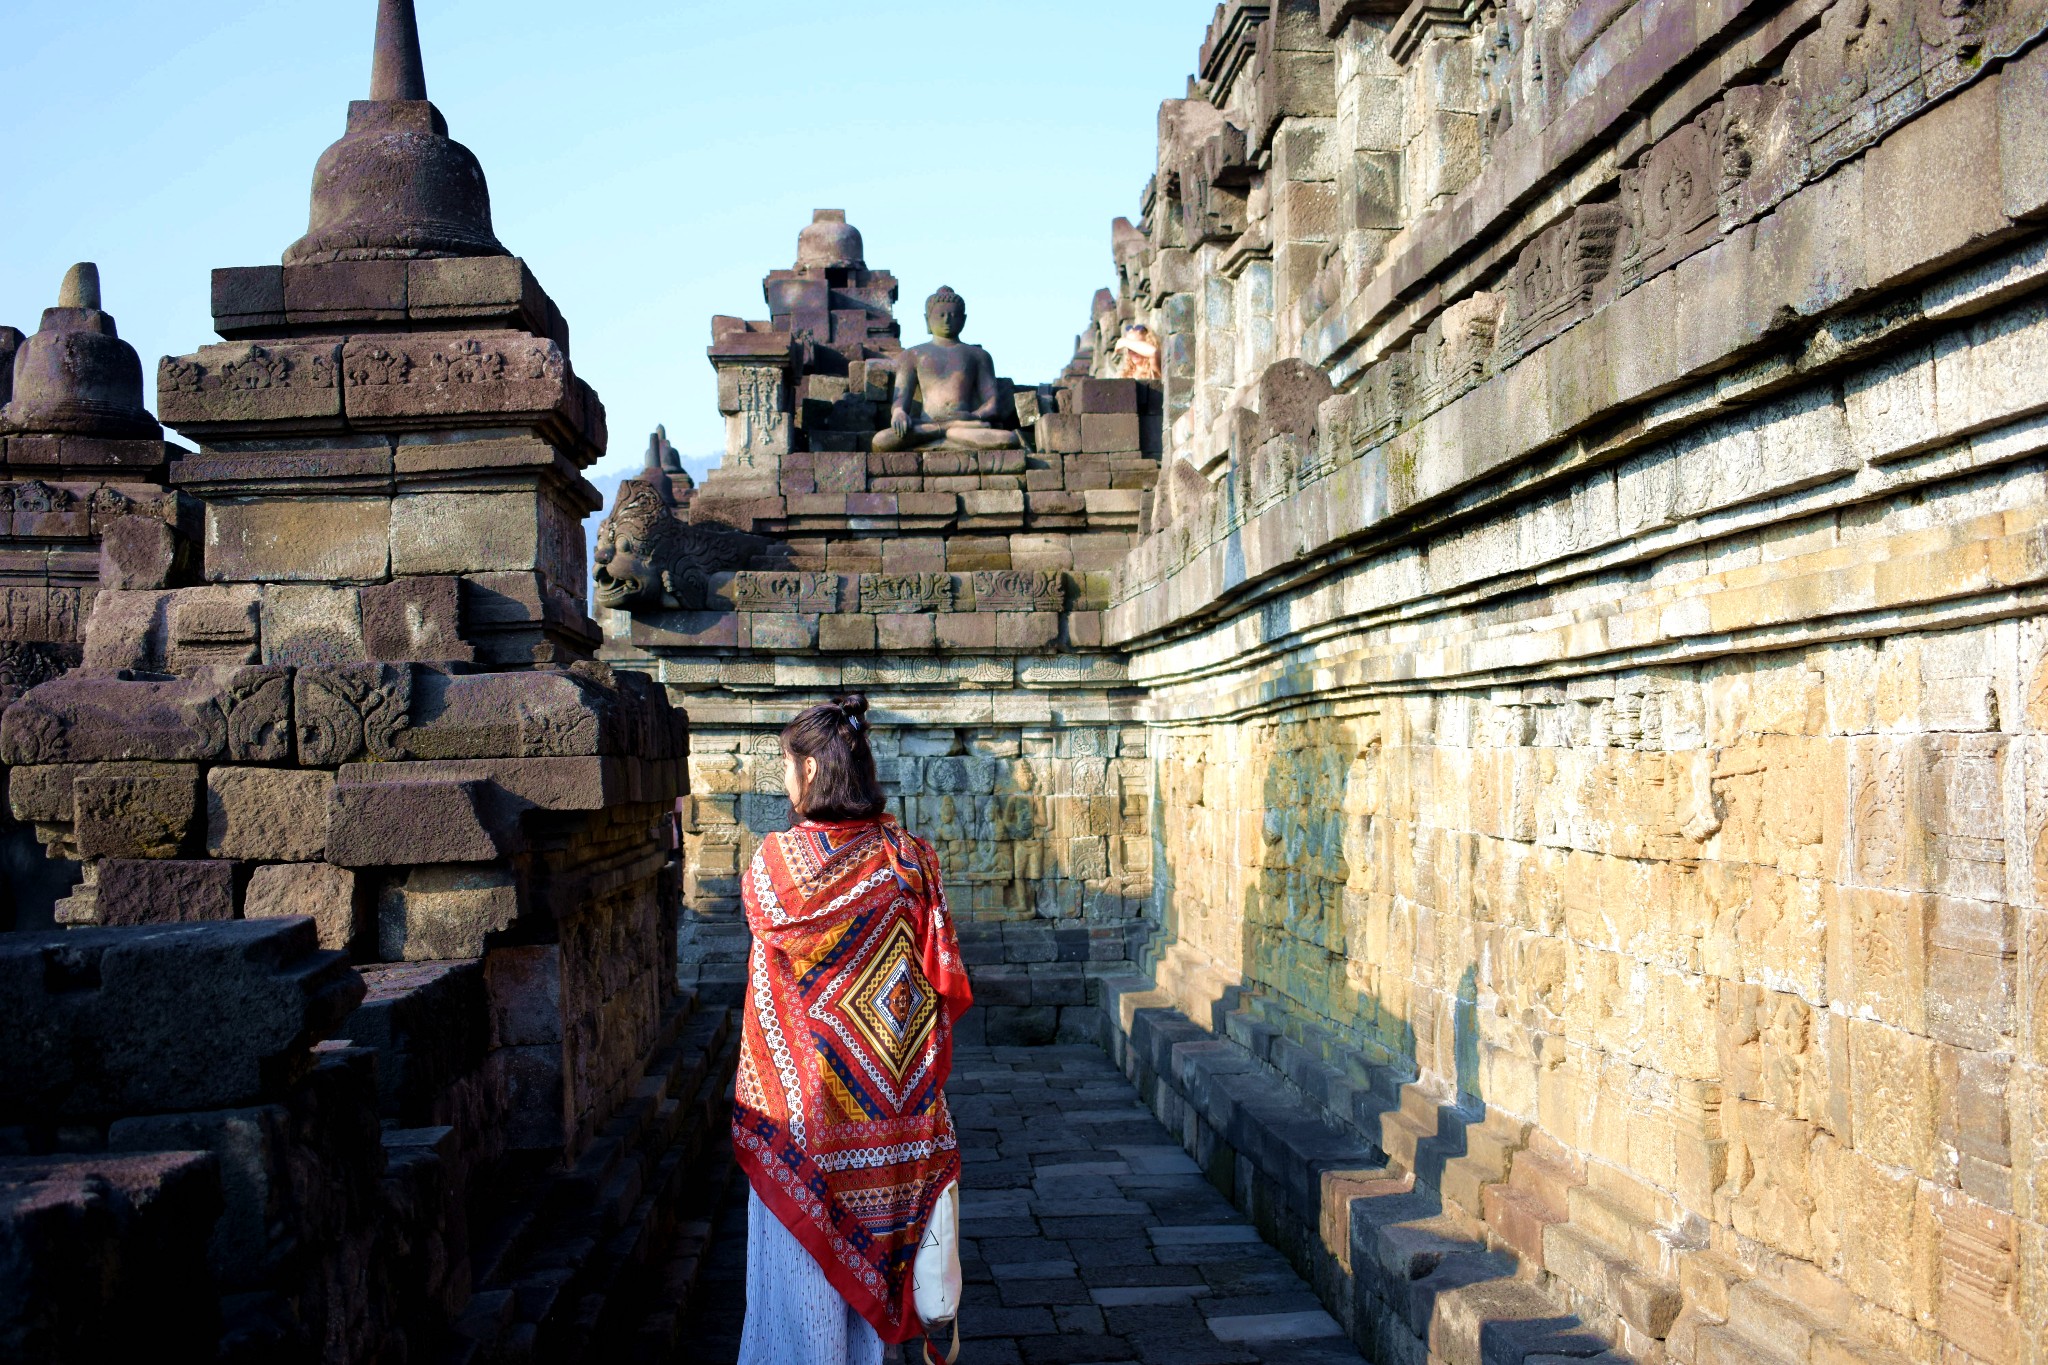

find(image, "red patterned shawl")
[733,815,972,1343]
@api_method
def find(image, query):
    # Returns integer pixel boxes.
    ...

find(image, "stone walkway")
[678,1043,1369,1365]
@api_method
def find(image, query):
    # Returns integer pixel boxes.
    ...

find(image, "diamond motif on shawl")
[836,918,937,1087]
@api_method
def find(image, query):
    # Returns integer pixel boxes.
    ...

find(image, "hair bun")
[831,693,870,730]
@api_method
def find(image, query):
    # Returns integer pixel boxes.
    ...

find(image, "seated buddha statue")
[871,286,1021,452]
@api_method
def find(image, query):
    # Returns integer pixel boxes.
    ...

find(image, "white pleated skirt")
[736,1184,891,1365]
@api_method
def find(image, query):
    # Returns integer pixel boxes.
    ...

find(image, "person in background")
[1114,322,1161,381]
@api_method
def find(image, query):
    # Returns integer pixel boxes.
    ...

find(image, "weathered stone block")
[335,756,624,813]
[260,584,365,667]
[282,260,407,321]
[819,614,876,650]
[244,862,362,951]
[629,610,739,649]
[1,670,290,766]
[1075,378,1139,414]
[483,945,563,1047]
[1080,414,1141,451]
[403,668,604,759]
[206,767,333,862]
[157,341,341,427]
[105,1104,286,1290]
[361,575,472,662]
[96,858,236,926]
[166,585,260,671]
[749,613,817,651]
[211,264,285,328]
[205,497,390,583]
[338,332,571,425]
[877,613,936,651]
[99,516,180,592]
[391,491,543,577]
[0,917,361,1120]
[1864,79,2009,289]
[74,767,199,860]
[491,1043,565,1152]
[997,612,1060,650]
[328,779,509,867]
[937,612,998,651]
[80,590,168,672]
[378,866,520,962]
[350,958,489,1123]
[0,1151,224,1358]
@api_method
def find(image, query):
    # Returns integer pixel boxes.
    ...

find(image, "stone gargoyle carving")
[592,474,768,612]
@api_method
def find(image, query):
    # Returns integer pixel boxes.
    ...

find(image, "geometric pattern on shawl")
[733,815,973,1345]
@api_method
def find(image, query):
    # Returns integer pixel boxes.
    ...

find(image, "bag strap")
[920,1318,960,1365]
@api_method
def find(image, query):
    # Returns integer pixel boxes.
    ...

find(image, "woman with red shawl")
[733,694,973,1365]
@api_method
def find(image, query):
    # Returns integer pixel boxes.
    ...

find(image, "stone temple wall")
[1060,2,2048,1364]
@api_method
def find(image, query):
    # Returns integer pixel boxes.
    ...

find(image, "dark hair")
[782,694,886,823]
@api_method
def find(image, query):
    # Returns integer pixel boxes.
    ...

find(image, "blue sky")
[0,0,1197,503]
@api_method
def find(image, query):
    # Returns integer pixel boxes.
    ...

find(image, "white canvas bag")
[912,1179,962,1362]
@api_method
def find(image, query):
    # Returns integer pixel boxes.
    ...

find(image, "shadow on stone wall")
[1126,706,1622,1359]
[0,814,78,933]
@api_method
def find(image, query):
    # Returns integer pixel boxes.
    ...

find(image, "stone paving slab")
[675,1044,1369,1365]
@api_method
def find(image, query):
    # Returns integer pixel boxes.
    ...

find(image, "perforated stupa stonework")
[4,0,2048,1362]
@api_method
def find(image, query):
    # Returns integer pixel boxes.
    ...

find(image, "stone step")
[1423,1261,1622,1365]
[1505,1141,1582,1221]
[1483,1184,1565,1269]
[468,1002,739,1351]
[1542,1222,1683,1342]
[1378,1104,1436,1175]
[514,1008,741,1358]
[1397,1081,1446,1133]
[1436,1112,1529,1220]
[1668,1274,1918,1365]
[1563,1183,1667,1268]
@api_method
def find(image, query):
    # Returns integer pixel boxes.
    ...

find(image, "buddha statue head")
[926,286,967,342]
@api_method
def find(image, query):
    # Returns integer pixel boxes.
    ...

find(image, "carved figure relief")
[1792,0,2039,175]
[1621,115,1720,285]
[1497,205,1622,360]
[345,346,412,388]
[592,477,768,611]
[733,572,840,613]
[160,344,333,394]
[861,574,954,613]
[1476,0,1540,156]
[729,367,789,468]
[1414,293,1502,410]
[158,342,344,425]
[971,570,1062,612]
[0,641,73,701]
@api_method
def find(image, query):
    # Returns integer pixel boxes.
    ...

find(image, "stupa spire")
[283,0,504,265]
[369,0,429,102]
[0,263,157,439]
[57,262,101,311]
